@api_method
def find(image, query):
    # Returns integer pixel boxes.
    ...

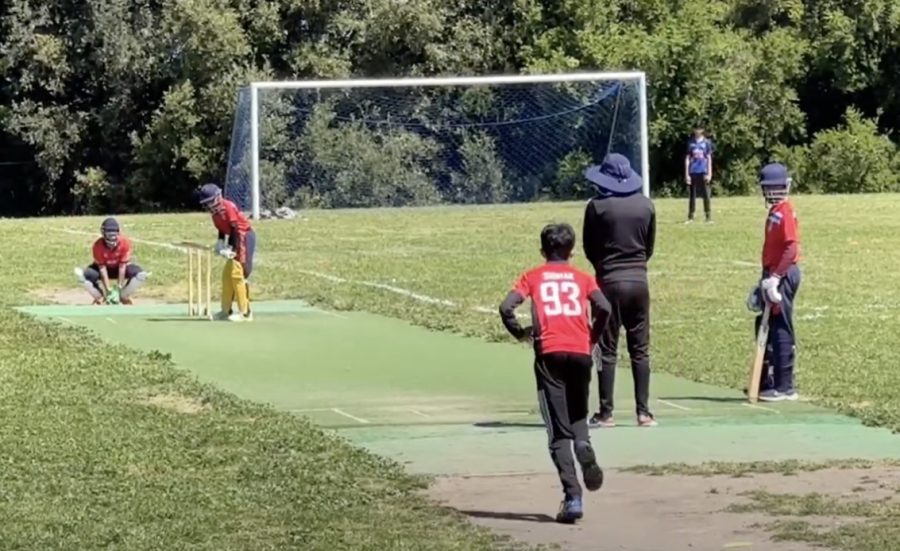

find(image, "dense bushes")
[1,0,899,214]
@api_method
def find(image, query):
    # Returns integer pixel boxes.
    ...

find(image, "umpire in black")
[582,153,657,427]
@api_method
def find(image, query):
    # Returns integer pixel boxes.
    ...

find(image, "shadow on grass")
[457,509,556,524]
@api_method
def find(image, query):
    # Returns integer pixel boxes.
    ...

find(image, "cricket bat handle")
[747,303,771,403]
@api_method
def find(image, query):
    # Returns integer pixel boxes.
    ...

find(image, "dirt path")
[29,287,165,305]
[428,467,900,551]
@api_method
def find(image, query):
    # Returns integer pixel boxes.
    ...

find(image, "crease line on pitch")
[331,408,370,424]
[742,403,781,414]
[657,399,691,411]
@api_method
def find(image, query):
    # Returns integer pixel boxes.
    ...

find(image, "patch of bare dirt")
[140,393,211,414]
[29,287,165,305]
[428,467,900,551]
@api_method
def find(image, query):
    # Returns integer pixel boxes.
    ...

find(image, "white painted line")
[289,408,335,413]
[56,317,74,324]
[408,408,430,418]
[742,403,781,414]
[658,399,691,411]
[56,228,189,252]
[293,309,348,320]
[732,260,757,267]
[297,269,457,307]
[331,408,370,424]
[105,317,117,324]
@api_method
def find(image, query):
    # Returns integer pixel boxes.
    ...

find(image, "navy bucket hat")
[584,153,643,196]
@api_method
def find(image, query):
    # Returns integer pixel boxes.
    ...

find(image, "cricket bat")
[747,302,771,403]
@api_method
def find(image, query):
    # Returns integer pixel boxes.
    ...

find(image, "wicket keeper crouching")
[746,163,801,402]
[196,183,256,322]
[74,217,149,304]
[499,223,612,524]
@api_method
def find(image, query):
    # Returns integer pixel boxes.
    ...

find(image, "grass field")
[5,193,900,549]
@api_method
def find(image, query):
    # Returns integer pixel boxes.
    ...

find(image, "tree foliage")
[1,0,899,214]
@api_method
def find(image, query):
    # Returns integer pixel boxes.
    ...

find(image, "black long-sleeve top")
[582,193,656,282]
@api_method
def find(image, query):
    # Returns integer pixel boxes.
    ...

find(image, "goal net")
[224,73,649,219]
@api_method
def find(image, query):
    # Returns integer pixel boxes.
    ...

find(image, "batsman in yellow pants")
[196,183,256,322]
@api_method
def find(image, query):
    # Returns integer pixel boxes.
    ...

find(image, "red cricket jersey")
[92,237,133,268]
[762,201,800,271]
[211,199,253,236]
[513,262,599,355]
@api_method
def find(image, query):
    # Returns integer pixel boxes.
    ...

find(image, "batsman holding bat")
[746,163,801,401]
[196,183,256,322]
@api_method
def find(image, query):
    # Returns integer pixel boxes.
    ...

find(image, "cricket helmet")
[100,217,120,247]
[759,163,791,205]
[197,183,224,212]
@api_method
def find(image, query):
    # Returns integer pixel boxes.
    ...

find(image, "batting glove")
[746,287,763,312]
[218,247,236,260]
[760,275,783,304]
[213,239,226,254]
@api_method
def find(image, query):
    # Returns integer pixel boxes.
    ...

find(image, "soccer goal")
[224,72,649,220]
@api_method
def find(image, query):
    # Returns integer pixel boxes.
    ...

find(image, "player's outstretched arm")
[498,291,529,341]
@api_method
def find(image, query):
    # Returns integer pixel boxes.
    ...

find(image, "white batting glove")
[761,276,783,304]
[218,247,236,260]
[746,287,763,312]
[214,239,226,254]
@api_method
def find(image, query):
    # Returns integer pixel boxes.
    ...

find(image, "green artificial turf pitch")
[19,299,900,476]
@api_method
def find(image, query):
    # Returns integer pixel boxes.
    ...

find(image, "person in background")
[685,125,714,223]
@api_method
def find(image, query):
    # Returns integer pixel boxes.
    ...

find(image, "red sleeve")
[772,205,799,276]
[583,272,600,295]
[781,205,798,243]
[91,240,104,265]
[118,238,133,264]
[513,272,532,298]
[773,242,798,277]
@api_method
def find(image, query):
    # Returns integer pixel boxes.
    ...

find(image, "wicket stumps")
[176,241,213,320]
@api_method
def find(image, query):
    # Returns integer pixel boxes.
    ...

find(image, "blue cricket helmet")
[197,183,222,206]
[759,163,792,205]
[101,217,120,246]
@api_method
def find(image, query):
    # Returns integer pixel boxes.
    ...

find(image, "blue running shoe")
[556,497,583,524]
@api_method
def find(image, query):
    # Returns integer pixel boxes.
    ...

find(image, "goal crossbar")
[244,72,651,219]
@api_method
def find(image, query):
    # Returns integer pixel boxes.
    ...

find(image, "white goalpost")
[225,72,650,220]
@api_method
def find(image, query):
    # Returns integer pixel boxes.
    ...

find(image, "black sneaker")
[588,412,615,428]
[574,441,604,492]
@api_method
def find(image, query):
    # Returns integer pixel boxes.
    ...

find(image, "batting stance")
[499,223,611,524]
[196,184,256,322]
[746,163,801,401]
[74,217,149,304]
[582,153,657,427]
